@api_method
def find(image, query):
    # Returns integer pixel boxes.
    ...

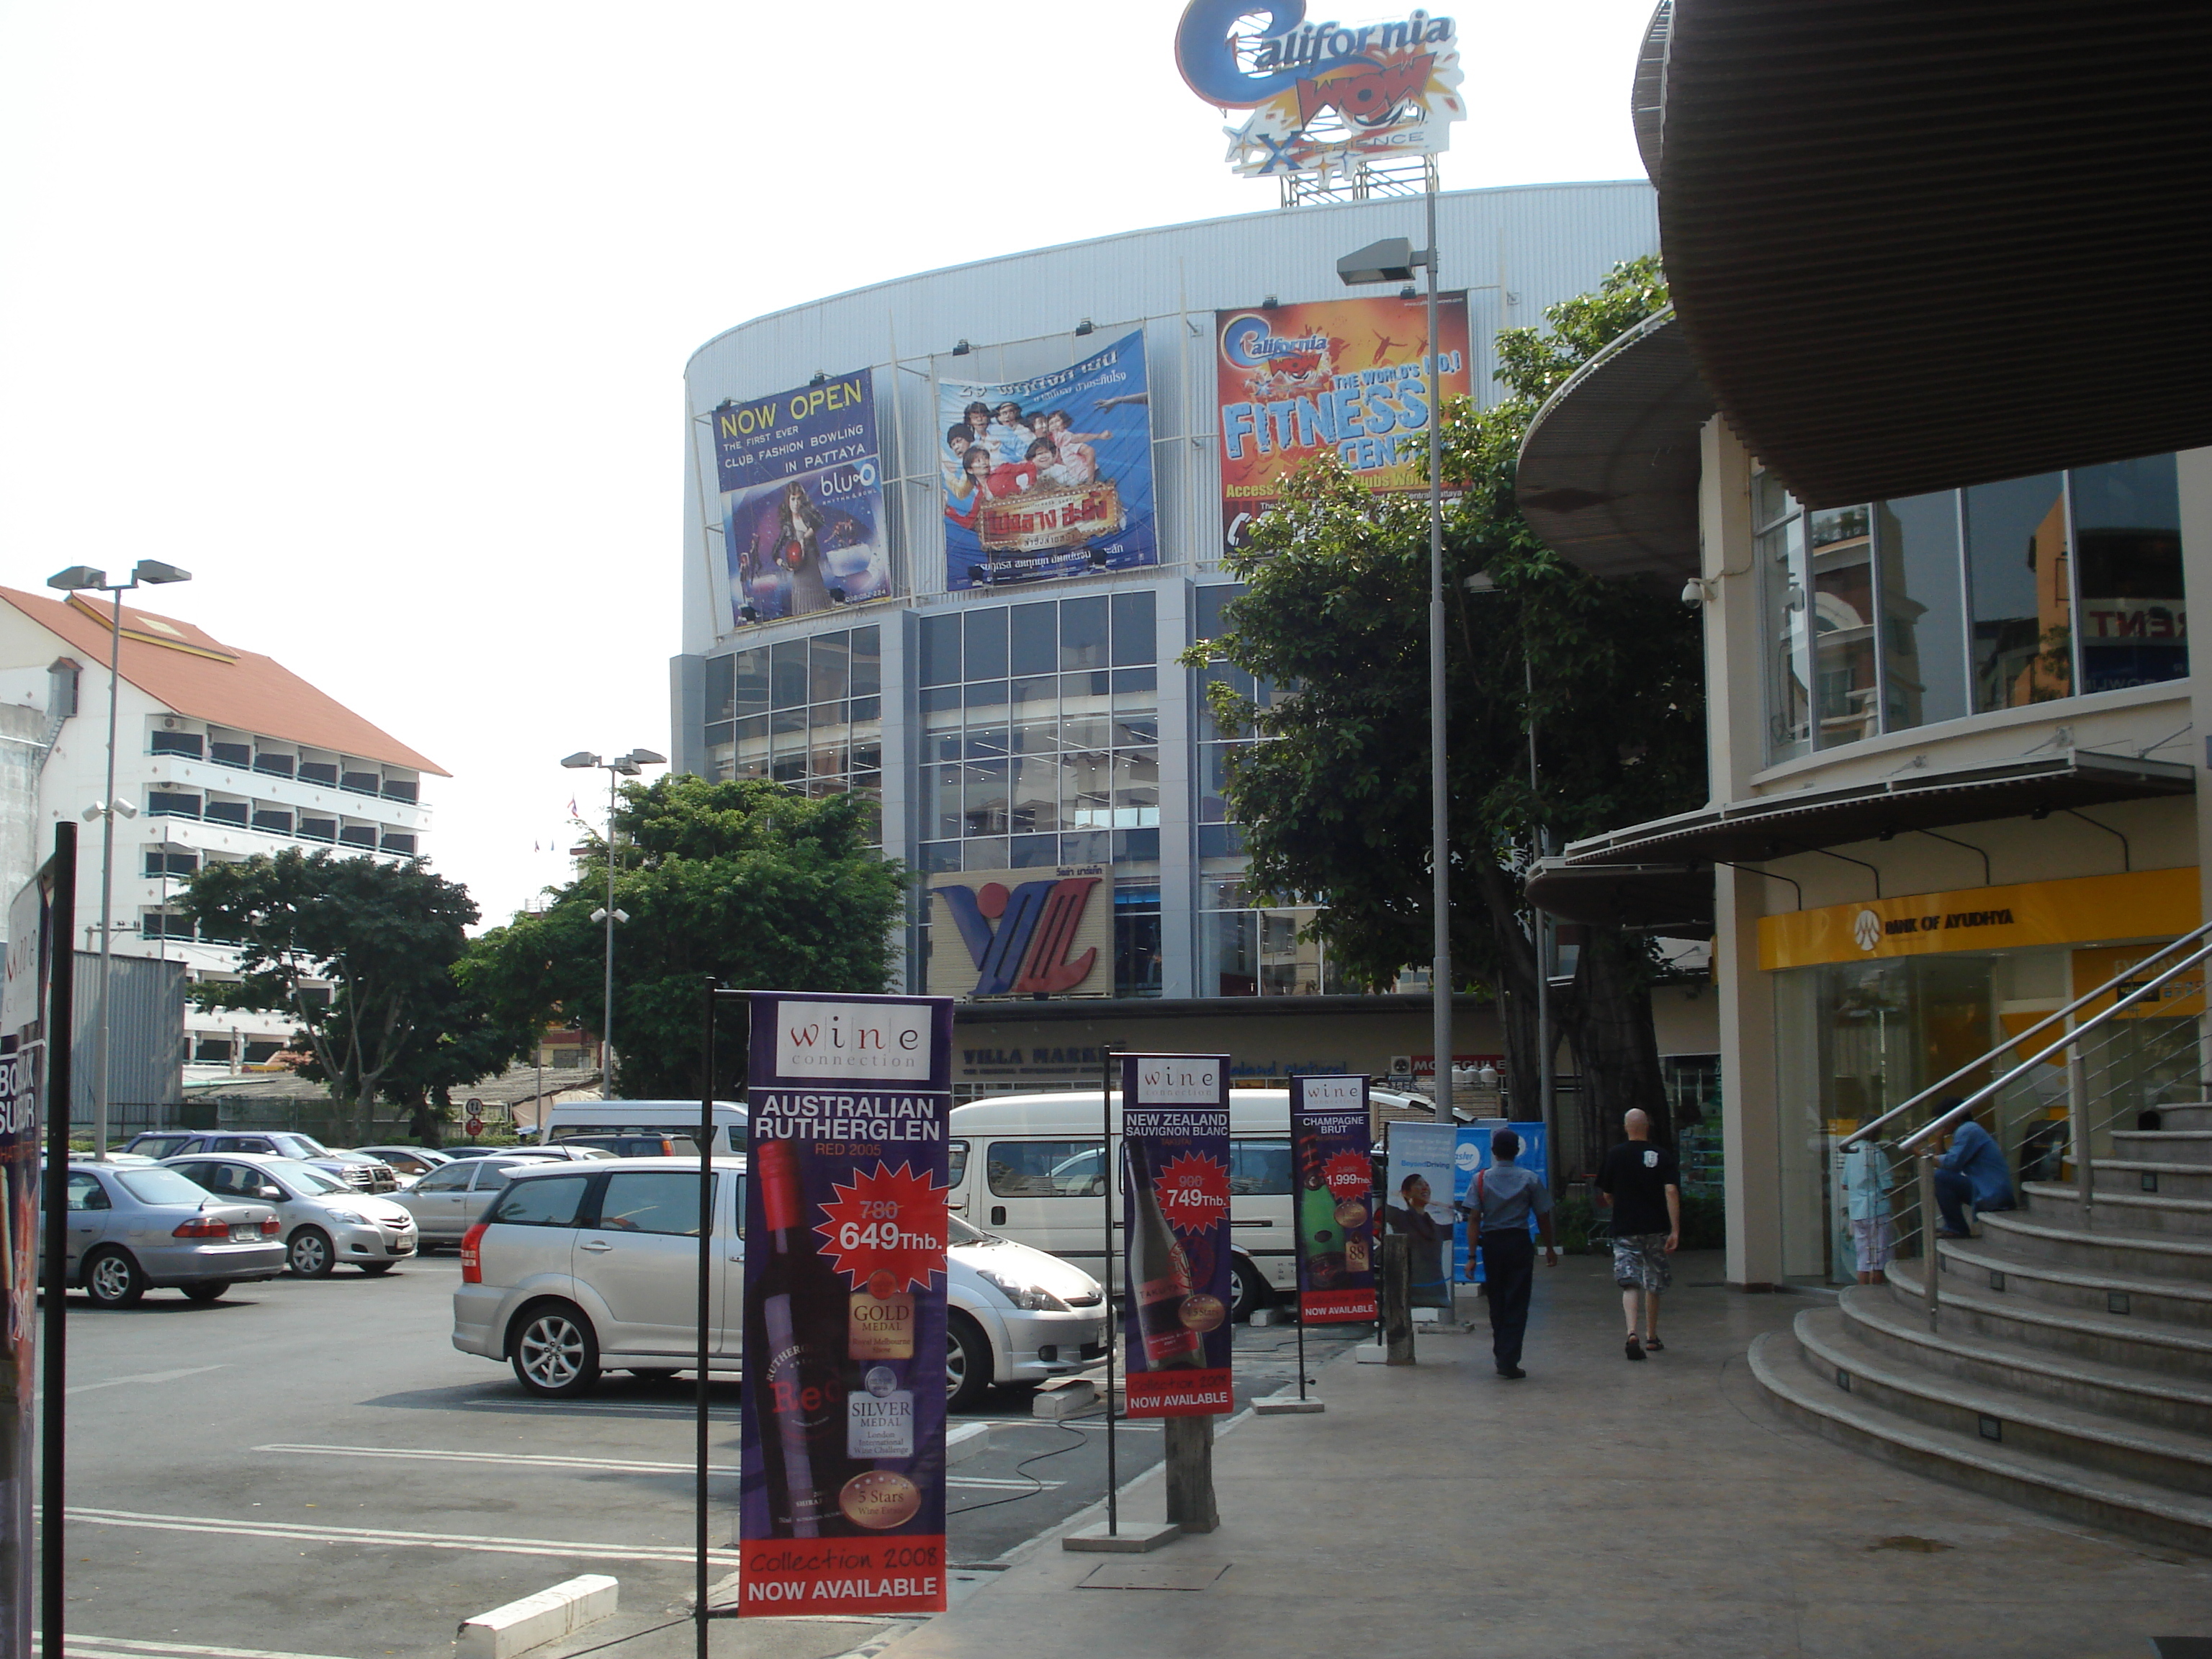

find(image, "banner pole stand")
[694,979,716,1653]
[38,822,77,1659]
[1101,1043,1118,1536]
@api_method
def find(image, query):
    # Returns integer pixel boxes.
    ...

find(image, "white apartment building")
[0,586,446,1066]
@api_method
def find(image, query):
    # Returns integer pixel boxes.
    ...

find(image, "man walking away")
[1597,1109,1680,1362]
[1463,1128,1557,1379]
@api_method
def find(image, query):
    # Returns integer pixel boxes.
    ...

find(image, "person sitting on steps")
[1933,1102,2015,1238]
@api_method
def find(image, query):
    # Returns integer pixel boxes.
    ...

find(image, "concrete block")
[1061,1521,1180,1552]
[457,1574,618,1658]
[1248,1308,1279,1326]
[1033,1378,1100,1419]
[1255,1397,1325,1415]
[1353,1343,1390,1364]
[946,1421,993,1463]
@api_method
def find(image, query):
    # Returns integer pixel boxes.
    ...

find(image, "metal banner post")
[36,824,76,1659]
[1100,1043,1118,1534]
[693,979,719,1649]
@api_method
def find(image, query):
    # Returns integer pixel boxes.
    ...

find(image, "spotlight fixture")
[952,339,972,356]
[1074,318,1095,336]
[809,370,828,386]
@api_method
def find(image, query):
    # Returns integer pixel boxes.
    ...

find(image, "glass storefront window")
[1874,492,1966,732]
[1966,471,2072,711]
[1760,501,1811,762]
[2071,454,2186,693]
[1809,505,1876,748]
[1115,883,1163,999]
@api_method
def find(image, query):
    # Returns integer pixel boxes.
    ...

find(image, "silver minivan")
[451,1156,1105,1408]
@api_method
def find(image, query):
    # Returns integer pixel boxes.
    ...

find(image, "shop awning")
[1653,0,2212,507]
[1514,310,1712,586]
[1555,750,2194,871]
[1524,860,1713,938]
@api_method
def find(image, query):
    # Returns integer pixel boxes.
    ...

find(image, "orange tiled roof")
[1,586,447,777]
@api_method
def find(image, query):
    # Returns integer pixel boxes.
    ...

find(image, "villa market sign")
[1175,2,1465,179]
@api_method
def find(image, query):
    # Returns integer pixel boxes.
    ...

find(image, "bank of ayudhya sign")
[927,867,1111,999]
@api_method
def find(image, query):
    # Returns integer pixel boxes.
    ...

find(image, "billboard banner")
[1214,294,1470,551]
[738,992,954,1617]
[715,369,894,628]
[1380,1120,1455,1309]
[927,866,1110,999]
[0,863,53,1651]
[939,331,1155,590]
[1289,1074,1377,1323]
[1120,1053,1233,1417]
[1451,1120,1549,1283]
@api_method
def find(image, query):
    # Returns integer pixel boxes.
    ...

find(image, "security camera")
[1680,578,1707,607]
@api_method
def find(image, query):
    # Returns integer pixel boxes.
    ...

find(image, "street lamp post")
[48,560,192,1161]
[561,748,666,1091]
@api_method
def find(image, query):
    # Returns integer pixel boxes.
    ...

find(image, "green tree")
[372,950,541,1146]
[466,775,908,1099]
[181,850,482,1143]
[1193,255,1703,1148]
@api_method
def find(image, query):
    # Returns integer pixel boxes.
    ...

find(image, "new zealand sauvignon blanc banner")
[715,369,894,627]
[939,331,1156,590]
[0,868,52,1650]
[739,992,954,1617]
[1120,1053,1233,1416]
[1290,1075,1377,1323]
[1214,293,1471,551]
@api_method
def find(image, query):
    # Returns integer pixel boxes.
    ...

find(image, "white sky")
[0,0,1653,930]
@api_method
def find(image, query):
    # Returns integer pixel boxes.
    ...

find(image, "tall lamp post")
[48,560,192,1161]
[561,748,666,1090]
[1337,213,1452,1119]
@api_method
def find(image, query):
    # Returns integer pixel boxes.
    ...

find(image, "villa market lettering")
[1884,907,2018,938]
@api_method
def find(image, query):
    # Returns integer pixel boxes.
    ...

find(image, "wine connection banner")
[738,992,955,1617]
[714,368,894,628]
[1289,1074,1377,1323]
[0,857,55,1652]
[938,331,1156,590]
[1214,293,1471,552]
[1119,1052,1233,1416]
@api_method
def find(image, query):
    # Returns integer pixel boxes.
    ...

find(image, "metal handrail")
[1840,918,2212,1150]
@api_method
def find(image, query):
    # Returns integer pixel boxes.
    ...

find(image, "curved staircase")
[1752,1102,2212,1553]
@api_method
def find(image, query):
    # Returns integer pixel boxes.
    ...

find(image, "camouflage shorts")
[1611,1232,1673,1294]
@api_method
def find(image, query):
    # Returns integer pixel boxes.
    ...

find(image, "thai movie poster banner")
[715,369,893,628]
[939,331,1156,590]
[1214,293,1470,550]
[1289,1074,1377,1323]
[0,863,53,1652]
[1381,1120,1456,1309]
[1120,1052,1233,1416]
[738,992,955,1618]
[1451,1120,1549,1283]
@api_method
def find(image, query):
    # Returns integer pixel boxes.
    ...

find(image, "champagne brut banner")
[738,992,954,1618]
[1120,1053,1233,1417]
[1289,1075,1377,1323]
[0,863,55,1653]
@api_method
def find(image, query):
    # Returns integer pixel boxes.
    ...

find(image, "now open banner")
[1120,1052,1233,1416]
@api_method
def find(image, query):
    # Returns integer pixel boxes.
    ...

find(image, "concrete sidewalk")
[883,1252,2211,1659]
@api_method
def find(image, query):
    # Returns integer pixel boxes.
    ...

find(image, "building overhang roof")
[1514,310,1712,585]
[1655,0,2212,507]
[1524,860,1713,938]
[1554,750,2193,871]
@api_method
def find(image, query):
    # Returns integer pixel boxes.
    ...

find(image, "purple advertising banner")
[0,866,53,1650]
[1289,1075,1377,1323]
[738,992,953,1617]
[1120,1053,1233,1417]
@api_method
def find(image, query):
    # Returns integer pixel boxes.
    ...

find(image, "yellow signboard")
[1758,867,2200,972]
[2070,943,2207,1020]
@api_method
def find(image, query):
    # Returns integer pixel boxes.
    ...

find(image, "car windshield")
[114,1166,220,1208]
[948,1215,1002,1246]
[262,1158,350,1195]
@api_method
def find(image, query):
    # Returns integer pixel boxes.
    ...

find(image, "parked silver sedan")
[165,1153,417,1277]
[391,1151,588,1248]
[45,1162,286,1308]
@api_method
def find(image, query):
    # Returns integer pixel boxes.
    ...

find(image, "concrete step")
[2144,1104,2212,1133]
[2028,1182,2212,1237]
[2095,1161,2212,1201]
[1843,1277,2212,1437]
[1749,1327,2212,1556]
[1936,1237,2212,1329]
[2114,1130,2212,1167]
[1888,1259,2212,1380]
[1796,1305,2212,1499]
[1978,1208,2212,1282]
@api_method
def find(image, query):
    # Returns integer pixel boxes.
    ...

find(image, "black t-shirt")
[1599,1141,1680,1236]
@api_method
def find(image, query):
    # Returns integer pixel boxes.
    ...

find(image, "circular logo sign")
[1853,909,1884,953]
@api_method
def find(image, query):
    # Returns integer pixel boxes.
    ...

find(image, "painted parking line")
[65,1364,227,1396]
[41,1637,354,1659]
[66,1508,737,1568]
[254,1443,1061,1491]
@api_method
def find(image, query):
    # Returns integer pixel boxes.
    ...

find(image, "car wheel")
[83,1248,145,1309]
[511,1303,601,1398]
[357,1262,396,1277]
[287,1227,336,1278]
[181,1281,228,1304]
[1229,1256,1269,1323]
[945,1312,991,1413]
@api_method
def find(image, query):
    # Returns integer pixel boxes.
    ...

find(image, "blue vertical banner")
[737,992,953,1617]
[1452,1121,1550,1282]
[1288,1074,1377,1323]
[1382,1122,1456,1308]
[1120,1053,1233,1416]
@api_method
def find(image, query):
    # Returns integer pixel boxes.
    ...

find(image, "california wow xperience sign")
[738,992,954,1617]
[1120,1053,1233,1416]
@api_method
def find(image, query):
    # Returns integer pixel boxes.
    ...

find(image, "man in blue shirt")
[1934,1107,2015,1237]
[1459,1128,1557,1380]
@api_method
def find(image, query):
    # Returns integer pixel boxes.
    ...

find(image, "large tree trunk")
[1561,927,1669,1168]
[1460,861,1544,1120]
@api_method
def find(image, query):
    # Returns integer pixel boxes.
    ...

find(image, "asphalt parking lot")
[42,1253,1364,1658]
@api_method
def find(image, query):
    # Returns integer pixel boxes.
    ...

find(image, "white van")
[538,1100,747,1158]
[945,1087,1424,1320]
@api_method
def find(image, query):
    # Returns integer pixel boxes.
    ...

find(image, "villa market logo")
[935,873,1104,997]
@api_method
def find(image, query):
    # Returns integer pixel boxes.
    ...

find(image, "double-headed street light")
[49,559,192,1161]
[562,747,665,1089]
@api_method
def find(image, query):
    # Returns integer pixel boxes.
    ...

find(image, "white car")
[164,1151,418,1277]
[451,1156,1105,1409]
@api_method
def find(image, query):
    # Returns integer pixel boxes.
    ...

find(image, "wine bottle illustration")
[1125,1138,1204,1369]
[1298,1176,1345,1288]
[753,1139,852,1537]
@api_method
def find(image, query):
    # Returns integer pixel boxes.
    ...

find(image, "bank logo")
[938,875,1103,997]
[1853,909,1884,953]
